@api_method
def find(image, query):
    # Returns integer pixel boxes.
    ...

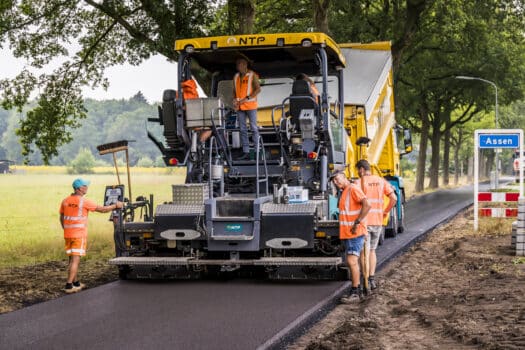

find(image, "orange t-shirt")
[59,195,97,238]
[355,175,394,226]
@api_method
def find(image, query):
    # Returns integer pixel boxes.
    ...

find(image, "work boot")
[64,283,81,294]
[236,152,250,160]
[368,276,378,290]
[340,287,361,304]
[73,281,86,290]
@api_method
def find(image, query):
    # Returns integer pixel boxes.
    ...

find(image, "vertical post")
[125,148,132,203]
[112,153,121,185]
[474,131,479,231]
[494,83,499,189]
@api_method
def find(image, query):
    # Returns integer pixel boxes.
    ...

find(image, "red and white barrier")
[479,208,518,217]
[478,192,520,202]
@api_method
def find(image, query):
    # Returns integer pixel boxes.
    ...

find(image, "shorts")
[343,235,365,257]
[64,237,87,256]
[367,225,383,250]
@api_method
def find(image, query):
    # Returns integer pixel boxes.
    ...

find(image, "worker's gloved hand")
[351,224,357,234]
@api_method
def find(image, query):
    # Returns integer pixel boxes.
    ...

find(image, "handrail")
[255,135,269,198]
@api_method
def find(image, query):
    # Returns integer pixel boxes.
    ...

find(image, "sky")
[0,48,180,104]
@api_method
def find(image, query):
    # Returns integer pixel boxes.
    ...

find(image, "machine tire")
[386,207,398,238]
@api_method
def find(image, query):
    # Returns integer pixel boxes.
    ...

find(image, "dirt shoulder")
[0,259,117,314]
[290,210,525,350]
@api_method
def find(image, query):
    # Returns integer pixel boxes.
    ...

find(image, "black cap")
[329,170,345,181]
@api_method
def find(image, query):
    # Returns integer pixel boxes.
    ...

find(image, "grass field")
[0,168,185,268]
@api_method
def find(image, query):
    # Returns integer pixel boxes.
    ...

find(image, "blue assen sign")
[478,133,520,148]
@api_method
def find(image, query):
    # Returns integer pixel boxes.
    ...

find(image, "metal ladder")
[255,135,269,198]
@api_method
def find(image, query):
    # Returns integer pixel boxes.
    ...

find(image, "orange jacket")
[234,70,258,110]
[355,175,394,226]
[339,183,367,239]
[60,195,97,238]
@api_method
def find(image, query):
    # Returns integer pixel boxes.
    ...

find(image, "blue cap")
[72,178,90,189]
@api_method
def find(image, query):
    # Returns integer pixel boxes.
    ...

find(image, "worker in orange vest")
[59,178,123,293]
[330,169,371,303]
[295,73,320,104]
[355,159,397,291]
[232,56,261,160]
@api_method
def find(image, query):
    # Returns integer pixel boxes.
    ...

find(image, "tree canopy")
[1,0,524,189]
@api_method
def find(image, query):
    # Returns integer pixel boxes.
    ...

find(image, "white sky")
[0,48,180,104]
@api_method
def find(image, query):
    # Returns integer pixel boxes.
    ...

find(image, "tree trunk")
[428,118,441,189]
[415,114,430,192]
[229,0,256,34]
[442,125,451,186]
[313,0,331,34]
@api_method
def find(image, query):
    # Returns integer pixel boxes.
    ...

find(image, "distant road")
[0,185,477,350]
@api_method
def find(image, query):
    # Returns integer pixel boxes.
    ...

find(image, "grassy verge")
[0,168,185,268]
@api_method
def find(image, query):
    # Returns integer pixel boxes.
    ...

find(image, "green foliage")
[67,148,96,174]
[0,0,218,163]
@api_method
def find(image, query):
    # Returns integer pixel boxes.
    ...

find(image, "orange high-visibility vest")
[234,70,258,110]
[60,195,96,238]
[339,183,367,239]
[182,79,199,100]
[355,174,394,226]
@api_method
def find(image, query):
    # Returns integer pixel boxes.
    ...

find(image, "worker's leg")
[246,109,259,149]
[67,255,80,284]
[65,237,86,283]
[368,226,382,277]
[237,110,249,154]
[344,236,365,287]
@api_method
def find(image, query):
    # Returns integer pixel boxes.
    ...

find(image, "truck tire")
[378,229,385,245]
[386,207,398,238]
[398,193,405,234]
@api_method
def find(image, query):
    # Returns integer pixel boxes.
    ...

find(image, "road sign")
[474,129,524,230]
[478,133,520,148]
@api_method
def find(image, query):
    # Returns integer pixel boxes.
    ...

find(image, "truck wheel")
[378,229,385,245]
[386,207,398,238]
[398,194,405,234]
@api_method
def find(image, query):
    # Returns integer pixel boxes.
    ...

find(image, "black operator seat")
[289,79,317,127]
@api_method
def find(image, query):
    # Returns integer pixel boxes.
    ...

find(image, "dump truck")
[106,33,412,279]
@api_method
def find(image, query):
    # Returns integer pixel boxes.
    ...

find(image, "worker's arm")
[95,201,124,213]
[383,185,398,219]
[358,197,371,223]
[59,214,64,229]
[250,75,261,98]
[351,197,370,234]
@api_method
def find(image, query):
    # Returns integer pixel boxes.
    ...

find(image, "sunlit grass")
[0,170,185,268]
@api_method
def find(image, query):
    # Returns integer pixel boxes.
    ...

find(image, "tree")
[67,148,96,174]
[0,0,217,163]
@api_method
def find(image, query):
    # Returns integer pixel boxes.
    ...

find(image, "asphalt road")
[0,185,476,350]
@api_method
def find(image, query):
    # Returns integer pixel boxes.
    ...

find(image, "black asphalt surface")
[0,185,476,350]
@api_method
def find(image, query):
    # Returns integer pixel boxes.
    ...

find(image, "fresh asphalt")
[0,185,478,350]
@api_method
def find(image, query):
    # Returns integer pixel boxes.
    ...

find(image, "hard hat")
[72,178,90,189]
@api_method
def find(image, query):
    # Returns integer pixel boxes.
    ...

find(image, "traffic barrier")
[478,192,520,202]
[478,192,520,218]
